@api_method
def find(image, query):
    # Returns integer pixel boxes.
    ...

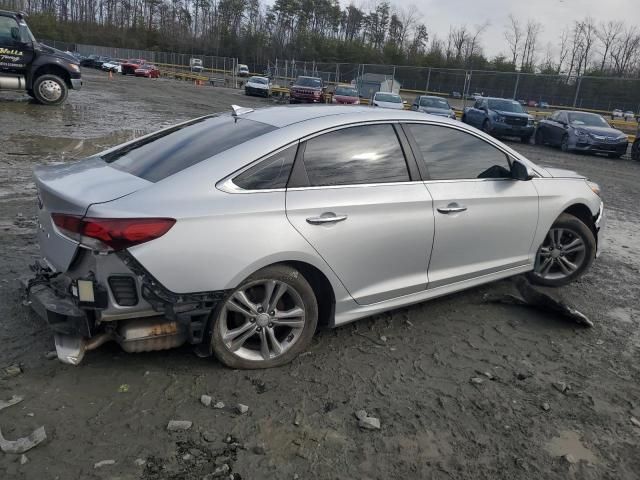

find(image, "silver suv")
[28,106,604,368]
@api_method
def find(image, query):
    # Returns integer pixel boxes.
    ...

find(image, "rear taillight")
[52,214,175,251]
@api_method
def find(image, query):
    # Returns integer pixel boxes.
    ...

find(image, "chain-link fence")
[42,39,640,114]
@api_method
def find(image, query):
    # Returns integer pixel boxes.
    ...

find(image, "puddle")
[4,130,148,161]
[544,430,599,464]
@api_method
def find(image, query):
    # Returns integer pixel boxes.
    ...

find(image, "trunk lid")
[34,157,151,272]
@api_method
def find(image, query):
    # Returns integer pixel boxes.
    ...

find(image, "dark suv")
[462,97,534,142]
[289,76,324,103]
[0,10,82,105]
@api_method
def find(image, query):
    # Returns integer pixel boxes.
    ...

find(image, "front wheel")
[534,129,544,145]
[527,213,596,287]
[520,135,532,144]
[608,152,623,159]
[210,265,318,369]
[32,74,68,106]
[560,134,570,152]
[482,120,492,135]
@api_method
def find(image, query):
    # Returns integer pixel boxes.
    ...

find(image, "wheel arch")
[32,64,72,87]
[562,203,597,237]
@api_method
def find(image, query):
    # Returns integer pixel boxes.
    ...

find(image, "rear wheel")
[210,265,318,369]
[32,74,68,106]
[527,213,596,287]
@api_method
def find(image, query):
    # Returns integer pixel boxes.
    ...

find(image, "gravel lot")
[1,70,639,480]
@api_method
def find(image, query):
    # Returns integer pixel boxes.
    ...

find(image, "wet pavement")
[1,70,639,480]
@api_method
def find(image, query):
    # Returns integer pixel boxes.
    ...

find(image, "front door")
[0,15,34,72]
[404,123,539,287]
[286,123,435,305]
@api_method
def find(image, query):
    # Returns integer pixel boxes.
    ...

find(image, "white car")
[237,64,250,77]
[612,109,623,120]
[623,111,636,122]
[190,58,203,73]
[245,76,271,97]
[371,92,404,109]
[101,61,121,73]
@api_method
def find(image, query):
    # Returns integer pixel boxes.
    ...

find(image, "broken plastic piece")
[0,395,24,412]
[0,426,47,454]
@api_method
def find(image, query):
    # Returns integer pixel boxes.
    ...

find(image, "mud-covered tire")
[32,74,68,106]
[527,213,596,287]
[210,265,318,369]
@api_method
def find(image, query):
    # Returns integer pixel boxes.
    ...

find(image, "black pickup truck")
[0,10,82,105]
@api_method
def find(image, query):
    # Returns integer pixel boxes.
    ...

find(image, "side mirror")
[512,160,533,181]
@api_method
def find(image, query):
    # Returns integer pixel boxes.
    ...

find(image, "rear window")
[104,115,276,182]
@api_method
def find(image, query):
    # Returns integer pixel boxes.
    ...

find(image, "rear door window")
[233,145,296,190]
[104,115,276,182]
[301,124,410,186]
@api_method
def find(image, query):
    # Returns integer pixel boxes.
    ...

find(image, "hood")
[495,110,532,119]
[543,167,586,179]
[572,125,624,137]
[247,81,268,88]
[37,44,78,64]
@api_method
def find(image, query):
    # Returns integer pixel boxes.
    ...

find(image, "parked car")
[237,64,250,77]
[332,85,360,105]
[412,95,456,119]
[244,76,271,97]
[0,10,82,105]
[121,58,146,75]
[611,109,623,120]
[528,100,538,108]
[462,97,534,142]
[451,91,462,99]
[289,76,324,103]
[623,111,636,122]
[134,64,160,78]
[26,105,604,368]
[371,91,404,109]
[539,101,550,109]
[80,54,99,68]
[190,58,203,73]
[535,110,628,158]
[101,60,122,73]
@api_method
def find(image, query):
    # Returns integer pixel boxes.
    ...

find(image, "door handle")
[306,214,348,225]
[437,204,467,214]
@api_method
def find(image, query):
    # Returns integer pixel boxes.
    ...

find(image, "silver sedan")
[28,105,604,368]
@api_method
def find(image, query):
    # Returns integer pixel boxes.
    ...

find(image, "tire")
[527,213,596,287]
[560,134,570,152]
[482,120,492,135]
[632,140,640,162]
[32,74,68,106]
[534,129,544,145]
[607,152,623,159]
[520,135,532,144]
[210,265,318,369]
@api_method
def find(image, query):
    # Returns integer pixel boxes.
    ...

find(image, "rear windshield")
[104,115,276,182]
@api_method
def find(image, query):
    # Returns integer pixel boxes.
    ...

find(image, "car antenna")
[231,105,254,122]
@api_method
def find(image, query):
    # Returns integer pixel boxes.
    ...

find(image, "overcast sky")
[377,0,640,58]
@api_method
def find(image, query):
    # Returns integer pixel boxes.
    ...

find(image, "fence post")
[573,76,582,107]
[513,72,520,100]
[425,67,431,93]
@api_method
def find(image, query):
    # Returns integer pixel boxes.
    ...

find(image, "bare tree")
[504,14,522,66]
[610,26,640,76]
[520,19,542,72]
[596,20,623,72]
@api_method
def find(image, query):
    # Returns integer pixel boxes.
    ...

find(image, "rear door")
[404,123,539,287]
[285,123,434,305]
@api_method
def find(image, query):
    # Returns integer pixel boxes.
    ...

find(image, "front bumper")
[245,86,269,96]
[573,139,628,155]
[70,78,82,90]
[491,123,534,137]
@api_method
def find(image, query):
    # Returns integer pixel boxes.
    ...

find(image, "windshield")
[488,99,524,113]
[296,77,322,88]
[249,77,268,85]
[375,93,401,103]
[104,115,276,182]
[420,97,450,109]
[335,86,358,97]
[568,112,609,127]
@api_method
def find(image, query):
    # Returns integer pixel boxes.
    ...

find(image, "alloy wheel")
[218,279,306,362]
[534,228,587,280]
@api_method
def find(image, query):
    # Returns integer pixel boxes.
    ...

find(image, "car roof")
[420,95,447,99]
[242,105,446,128]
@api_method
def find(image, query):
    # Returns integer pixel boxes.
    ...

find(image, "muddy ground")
[0,70,639,480]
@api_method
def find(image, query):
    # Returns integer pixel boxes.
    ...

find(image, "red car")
[134,64,160,78]
[121,58,146,75]
[332,85,360,105]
